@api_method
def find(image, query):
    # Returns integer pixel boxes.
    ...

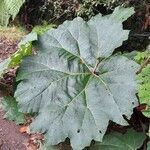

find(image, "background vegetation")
[0,0,149,150]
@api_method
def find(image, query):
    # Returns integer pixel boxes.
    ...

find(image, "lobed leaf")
[15,7,139,150]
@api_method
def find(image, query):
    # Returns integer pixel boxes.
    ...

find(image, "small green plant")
[76,0,113,19]
[134,51,149,64]
[1,97,25,124]
[136,51,150,118]
[13,7,141,150]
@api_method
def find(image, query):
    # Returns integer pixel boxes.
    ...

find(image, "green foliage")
[134,51,149,64]
[1,97,25,124]
[0,0,25,26]
[14,7,139,150]
[40,129,146,150]
[76,0,114,19]
[0,1,9,26]
[0,23,55,77]
[148,142,150,150]
[32,23,56,35]
[86,129,146,150]
[20,0,76,25]
[137,64,150,117]
[135,50,150,118]
[0,33,37,77]
[10,43,32,67]
[147,127,150,137]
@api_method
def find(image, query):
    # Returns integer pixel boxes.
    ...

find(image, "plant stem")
[93,59,100,74]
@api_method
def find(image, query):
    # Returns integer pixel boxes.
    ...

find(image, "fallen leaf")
[20,126,30,134]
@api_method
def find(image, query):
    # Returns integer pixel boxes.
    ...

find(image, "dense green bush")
[18,0,149,52]
[19,0,119,26]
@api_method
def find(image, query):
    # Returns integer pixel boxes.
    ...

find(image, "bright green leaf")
[134,51,149,64]
[32,24,56,35]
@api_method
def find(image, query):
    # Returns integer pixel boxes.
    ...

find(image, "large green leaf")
[15,7,139,150]
[0,0,25,26]
[148,142,150,150]
[87,129,146,150]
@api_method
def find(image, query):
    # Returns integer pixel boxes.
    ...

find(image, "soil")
[0,37,30,150]
[0,107,29,150]
[0,38,18,62]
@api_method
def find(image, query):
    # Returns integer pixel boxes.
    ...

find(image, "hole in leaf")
[94,72,99,76]
[99,130,102,133]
